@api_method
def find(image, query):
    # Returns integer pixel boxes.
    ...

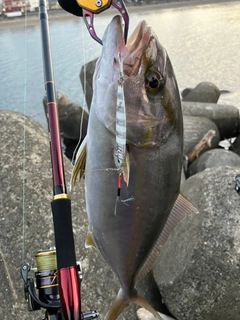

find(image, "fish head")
[92,15,182,147]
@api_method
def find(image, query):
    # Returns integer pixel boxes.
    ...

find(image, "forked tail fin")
[105,289,129,320]
[132,290,163,320]
[105,288,163,320]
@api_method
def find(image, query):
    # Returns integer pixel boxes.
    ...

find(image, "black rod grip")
[51,198,77,269]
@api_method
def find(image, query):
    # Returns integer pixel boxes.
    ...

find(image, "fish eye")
[145,71,165,94]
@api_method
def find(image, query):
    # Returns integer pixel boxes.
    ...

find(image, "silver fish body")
[76,15,197,320]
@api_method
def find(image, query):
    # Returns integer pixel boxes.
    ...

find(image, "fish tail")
[105,289,129,320]
[132,289,164,320]
[105,288,163,320]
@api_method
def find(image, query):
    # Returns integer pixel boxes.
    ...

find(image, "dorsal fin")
[134,193,199,284]
[70,136,87,190]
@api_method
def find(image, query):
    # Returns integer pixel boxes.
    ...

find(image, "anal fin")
[70,136,87,189]
[156,193,199,247]
[134,193,198,283]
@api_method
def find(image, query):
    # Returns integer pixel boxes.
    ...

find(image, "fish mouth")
[125,19,155,76]
[102,15,154,76]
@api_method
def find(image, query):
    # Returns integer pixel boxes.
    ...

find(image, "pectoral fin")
[85,232,97,249]
[70,136,87,189]
[134,193,198,283]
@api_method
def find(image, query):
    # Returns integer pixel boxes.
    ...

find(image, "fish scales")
[73,15,198,320]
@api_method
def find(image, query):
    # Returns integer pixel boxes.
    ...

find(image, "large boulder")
[153,166,240,320]
[0,110,165,320]
[182,101,240,139]
[181,82,220,103]
[188,149,240,177]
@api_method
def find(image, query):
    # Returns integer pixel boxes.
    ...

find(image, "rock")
[182,101,240,139]
[153,166,240,320]
[183,116,220,155]
[0,110,159,320]
[188,149,240,177]
[181,82,220,103]
[137,308,175,320]
[79,58,98,111]
[43,91,89,160]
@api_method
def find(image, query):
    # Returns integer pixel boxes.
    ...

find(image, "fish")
[71,15,198,320]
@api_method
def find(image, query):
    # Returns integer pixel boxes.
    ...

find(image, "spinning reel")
[21,249,98,320]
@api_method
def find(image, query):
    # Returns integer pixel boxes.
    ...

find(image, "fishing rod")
[20,1,98,319]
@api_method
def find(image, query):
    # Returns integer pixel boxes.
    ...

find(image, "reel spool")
[35,250,60,305]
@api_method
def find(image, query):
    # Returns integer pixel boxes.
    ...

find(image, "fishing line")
[35,250,57,272]
[22,7,28,263]
[71,18,88,166]
[81,17,88,113]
